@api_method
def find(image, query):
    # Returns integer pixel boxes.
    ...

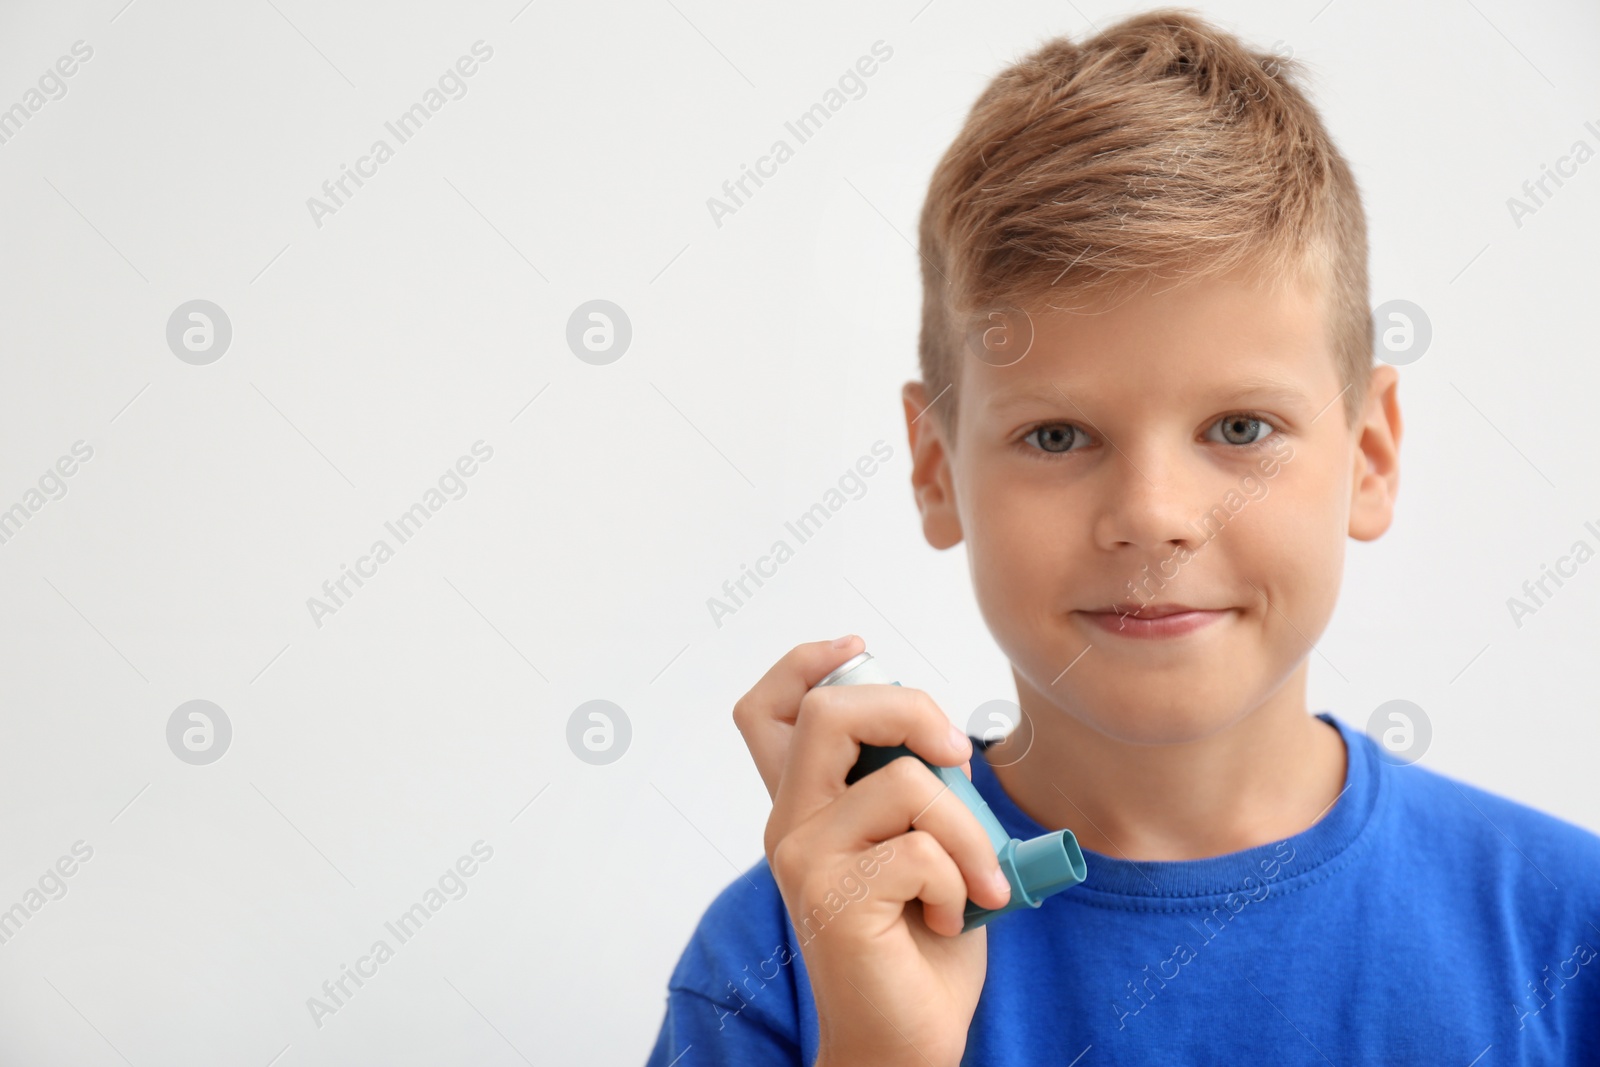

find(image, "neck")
[988,664,1346,862]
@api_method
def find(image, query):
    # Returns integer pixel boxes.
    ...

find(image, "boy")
[646,9,1600,1064]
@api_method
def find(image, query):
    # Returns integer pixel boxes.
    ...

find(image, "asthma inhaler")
[814,651,1086,932]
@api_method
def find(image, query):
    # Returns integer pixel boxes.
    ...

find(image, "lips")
[1100,602,1207,619]
[1077,603,1230,639]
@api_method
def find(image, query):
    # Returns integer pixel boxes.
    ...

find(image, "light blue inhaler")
[814,651,1086,932]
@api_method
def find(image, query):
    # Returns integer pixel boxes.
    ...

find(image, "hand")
[732,637,1012,1067]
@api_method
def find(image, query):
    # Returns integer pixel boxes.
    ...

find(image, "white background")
[0,0,1595,1063]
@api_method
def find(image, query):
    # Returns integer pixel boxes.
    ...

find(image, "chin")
[1066,684,1251,747]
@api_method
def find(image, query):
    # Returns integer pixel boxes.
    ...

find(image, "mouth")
[1076,603,1231,639]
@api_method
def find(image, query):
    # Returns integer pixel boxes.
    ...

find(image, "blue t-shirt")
[645,713,1600,1065]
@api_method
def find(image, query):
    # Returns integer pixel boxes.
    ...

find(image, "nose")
[1090,446,1204,554]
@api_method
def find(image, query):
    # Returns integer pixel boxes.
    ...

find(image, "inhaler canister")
[814,651,1086,931]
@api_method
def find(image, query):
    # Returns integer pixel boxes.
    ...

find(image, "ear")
[902,381,964,550]
[1348,363,1402,541]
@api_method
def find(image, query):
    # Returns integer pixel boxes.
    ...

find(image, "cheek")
[1227,461,1348,607]
[961,474,1077,623]
[965,472,1070,570]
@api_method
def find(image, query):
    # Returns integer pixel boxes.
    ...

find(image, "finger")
[771,683,971,835]
[732,636,864,798]
[864,830,971,937]
[787,754,1009,914]
[831,754,1010,912]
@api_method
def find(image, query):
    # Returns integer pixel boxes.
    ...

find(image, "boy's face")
[904,270,1401,745]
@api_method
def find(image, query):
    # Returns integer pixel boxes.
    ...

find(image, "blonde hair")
[916,8,1370,440]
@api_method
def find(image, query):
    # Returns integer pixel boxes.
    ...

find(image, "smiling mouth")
[1077,603,1231,638]
[1101,602,1207,618]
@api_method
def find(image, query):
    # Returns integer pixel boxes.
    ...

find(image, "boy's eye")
[1021,416,1276,456]
[1024,424,1087,454]
[1206,414,1276,446]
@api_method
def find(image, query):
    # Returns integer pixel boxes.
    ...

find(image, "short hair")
[916,8,1371,441]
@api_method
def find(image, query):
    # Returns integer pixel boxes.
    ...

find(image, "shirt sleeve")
[644,986,805,1067]
[644,857,818,1063]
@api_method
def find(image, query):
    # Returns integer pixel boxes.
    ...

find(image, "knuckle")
[901,829,941,866]
[916,693,950,732]
[896,684,933,714]
[897,687,943,736]
[797,686,840,729]
[886,753,930,789]
[769,832,802,882]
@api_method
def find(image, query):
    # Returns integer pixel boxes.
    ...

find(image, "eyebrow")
[985,384,1075,414]
[985,376,1311,414]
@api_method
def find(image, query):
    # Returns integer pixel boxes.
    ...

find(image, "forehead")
[960,270,1336,412]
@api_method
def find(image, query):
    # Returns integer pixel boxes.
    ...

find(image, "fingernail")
[831,634,856,649]
[949,723,971,753]
[991,867,1011,899]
